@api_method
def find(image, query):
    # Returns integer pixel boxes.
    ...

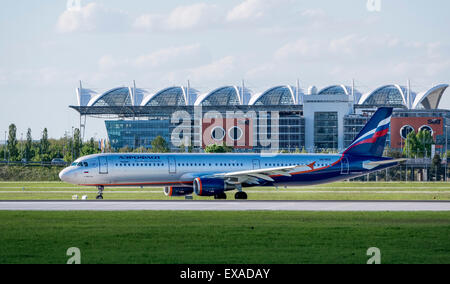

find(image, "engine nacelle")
[193,177,233,197]
[164,186,194,197]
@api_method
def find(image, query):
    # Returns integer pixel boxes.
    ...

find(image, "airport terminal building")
[70,82,450,154]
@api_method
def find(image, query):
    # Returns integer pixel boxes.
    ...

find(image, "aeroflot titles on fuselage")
[119,155,161,160]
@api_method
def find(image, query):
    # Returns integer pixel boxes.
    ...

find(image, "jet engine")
[193,177,234,197]
[164,186,194,197]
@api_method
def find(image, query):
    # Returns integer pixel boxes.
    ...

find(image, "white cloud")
[134,3,220,31]
[133,14,163,31]
[57,3,129,33]
[188,56,236,81]
[275,38,322,60]
[134,44,206,68]
[301,8,326,18]
[226,0,273,22]
[166,3,217,30]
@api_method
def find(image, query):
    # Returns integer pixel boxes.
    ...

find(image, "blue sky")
[1,0,450,140]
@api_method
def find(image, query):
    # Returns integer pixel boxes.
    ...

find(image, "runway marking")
[0,201,449,212]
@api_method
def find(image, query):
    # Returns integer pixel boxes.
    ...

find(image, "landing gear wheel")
[235,192,248,200]
[97,186,104,200]
[214,193,227,200]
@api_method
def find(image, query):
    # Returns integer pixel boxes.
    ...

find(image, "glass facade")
[144,87,186,106]
[90,88,132,107]
[318,86,348,96]
[106,120,171,150]
[200,87,241,106]
[314,112,338,150]
[104,107,305,153]
[256,113,305,152]
[363,85,410,106]
[343,116,370,147]
[253,86,295,105]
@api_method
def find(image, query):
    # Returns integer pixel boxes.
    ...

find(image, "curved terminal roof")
[359,85,416,107]
[141,87,199,106]
[413,84,449,110]
[317,85,362,103]
[88,87,133,107]
[249,85,299,105]
[81,83,448,109]
[195,86,252,106]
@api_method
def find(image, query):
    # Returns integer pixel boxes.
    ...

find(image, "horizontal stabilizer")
[363,159,407,169]
[365,159,407,166]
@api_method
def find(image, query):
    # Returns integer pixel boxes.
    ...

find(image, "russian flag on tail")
[343,107,393,157]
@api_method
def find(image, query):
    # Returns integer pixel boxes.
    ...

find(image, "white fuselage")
[59,153,344,187]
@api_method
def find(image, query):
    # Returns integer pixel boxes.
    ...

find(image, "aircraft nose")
[59,168,70,183]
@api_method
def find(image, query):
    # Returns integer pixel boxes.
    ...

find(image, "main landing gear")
[214,193,227,200]
[96,186,104,200]
[235,192,248,200]
[234,185,248,200]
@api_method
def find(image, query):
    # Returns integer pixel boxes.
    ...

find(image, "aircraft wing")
[213,165,312,185]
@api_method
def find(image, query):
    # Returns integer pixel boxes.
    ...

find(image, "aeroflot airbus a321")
[60,108,405,200]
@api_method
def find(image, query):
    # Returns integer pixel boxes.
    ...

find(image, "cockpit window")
[83,162,88,167]
[77,163,83,167]
[71,163,77,167]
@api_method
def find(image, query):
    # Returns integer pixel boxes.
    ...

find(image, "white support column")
[187,80,191,105]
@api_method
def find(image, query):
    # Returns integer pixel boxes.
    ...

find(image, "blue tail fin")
[343,107,393,157]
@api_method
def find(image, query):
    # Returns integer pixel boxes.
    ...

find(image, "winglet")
[307,162,316,170]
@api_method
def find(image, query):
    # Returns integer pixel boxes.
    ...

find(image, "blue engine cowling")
[164,186,194,197]
[193,178,231,197]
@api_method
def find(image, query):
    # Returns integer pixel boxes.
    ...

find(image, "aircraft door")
[341,157,349,175]
[168,157,177,174]
[252,159,260,170]
[99,157,108,174]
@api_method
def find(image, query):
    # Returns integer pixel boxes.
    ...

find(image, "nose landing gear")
[96,186,104,200]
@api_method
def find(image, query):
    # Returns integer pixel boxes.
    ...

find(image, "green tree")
[38,128,52,162]
[432,154,443,181]
[7,124,19,161]
[0,145,4,161]
[403,131,418,158]
[204,143,233,153]
[151,136,170,153]
[403,130,434,158]
[73,128,82,159]
[81,138,100,156]
[63,134,74,163]
[39,128,50,156]
[416,130,434,158]
[24,128,34,161]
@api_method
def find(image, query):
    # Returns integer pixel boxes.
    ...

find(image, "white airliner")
[59,108,405,200]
